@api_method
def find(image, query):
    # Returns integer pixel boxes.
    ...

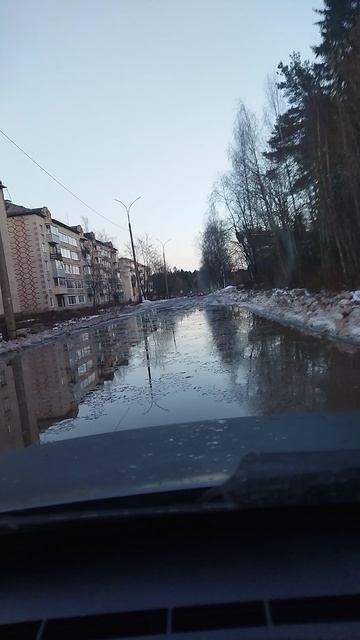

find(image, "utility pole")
[0,182,16,340]
[115,196,143,303]
[157,238,171,299]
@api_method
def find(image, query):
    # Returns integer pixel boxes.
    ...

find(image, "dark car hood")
[1,411,360,516]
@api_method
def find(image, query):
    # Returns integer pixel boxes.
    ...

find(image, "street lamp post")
[157,238,171,299]
[115,196,143,304]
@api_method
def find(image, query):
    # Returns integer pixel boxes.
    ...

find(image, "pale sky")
[1,0,322,269]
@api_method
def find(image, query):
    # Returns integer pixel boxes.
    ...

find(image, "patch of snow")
[222,285,237,292]
[208,287,360,346]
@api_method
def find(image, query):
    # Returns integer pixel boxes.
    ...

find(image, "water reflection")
[0,304,360,453]
[205,306,360,414]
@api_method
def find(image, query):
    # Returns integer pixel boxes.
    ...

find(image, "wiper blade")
[0,487,216,535]
[199,450,360,510]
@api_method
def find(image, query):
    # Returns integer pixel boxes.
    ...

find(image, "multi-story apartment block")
[5,201,88,312]
[81,233,123,306]
[117,257,151,302]
[5,201,54,313]
[47,219,87,309]
[1,197,136,317]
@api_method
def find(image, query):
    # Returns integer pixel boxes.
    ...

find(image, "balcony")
[49,248,63,261]
[52,263,65,277]
[53,284,67,295]
[47,232,59,245]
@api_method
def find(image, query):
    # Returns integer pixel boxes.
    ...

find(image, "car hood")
[0,411,360,515]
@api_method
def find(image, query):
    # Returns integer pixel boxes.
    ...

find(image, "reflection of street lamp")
[157,238,171,299]
[114,196,143,303]
[141,316,168,415]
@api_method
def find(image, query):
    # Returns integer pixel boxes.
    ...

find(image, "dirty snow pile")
[209,286,360,344]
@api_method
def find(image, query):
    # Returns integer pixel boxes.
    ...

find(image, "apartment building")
[81,233,123,306]
[5,202,88,313]
[117,257,152,302]
[1,197,131,316]
[118,257,138,302]
[5,201,54,313]
[47,219,87,309]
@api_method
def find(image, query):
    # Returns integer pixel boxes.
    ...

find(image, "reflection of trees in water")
[249,315,360,413]
[205,306,247,365]
[139,310,184,368]
[206,307,360,414]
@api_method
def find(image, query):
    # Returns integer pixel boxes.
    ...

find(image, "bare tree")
[125,234,161,297]
[200,208,232,289]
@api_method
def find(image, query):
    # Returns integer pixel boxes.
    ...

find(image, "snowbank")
[209,287,360,345]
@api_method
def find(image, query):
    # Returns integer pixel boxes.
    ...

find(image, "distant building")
[47,218,86,309]
[81,233,123,307]
[118,257,138,302]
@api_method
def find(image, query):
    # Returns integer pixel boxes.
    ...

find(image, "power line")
[0,127,126,232]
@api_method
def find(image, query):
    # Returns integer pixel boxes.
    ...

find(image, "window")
[71,251,79,260]
[78,295,85,303]
[67,295,77,305]
[55,260,64,271]
[50,225,59,235]
[60,247,71,259]
[54,277,66,287]
[55,231,79,246]
[64,264,80,275]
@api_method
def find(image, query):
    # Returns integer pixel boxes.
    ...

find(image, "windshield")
[1,0,360,516]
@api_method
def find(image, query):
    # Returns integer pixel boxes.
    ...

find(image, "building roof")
[51,218,83,235]
[5,201,48,219]
[83,232,114,249]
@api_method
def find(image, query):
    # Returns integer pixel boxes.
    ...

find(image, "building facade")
[81,233,123,307]
[0,192,20,316]
[118,257,138,302]
[0,198,135,317]
[5,201,53,313]
[47,219,87,309]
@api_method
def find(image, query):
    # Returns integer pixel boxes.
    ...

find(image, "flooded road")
[1,299,360,452]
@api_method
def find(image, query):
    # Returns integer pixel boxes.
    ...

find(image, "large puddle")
[1,300,360,452]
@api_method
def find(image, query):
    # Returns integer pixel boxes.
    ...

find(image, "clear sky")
[1,0,323,269]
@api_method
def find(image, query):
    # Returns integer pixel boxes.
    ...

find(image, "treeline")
[201,0,360,290]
